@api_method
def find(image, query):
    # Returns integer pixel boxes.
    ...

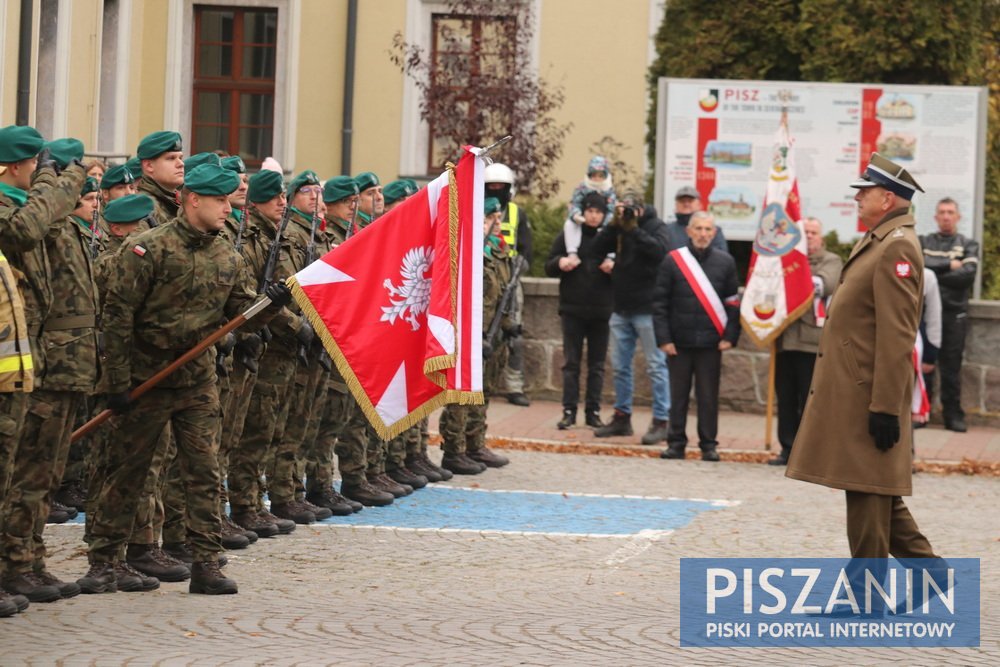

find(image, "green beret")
[353,171,380,192]
[287,169,321,197]
[248,169,285,203]
[81,177,99,197]
[100,164,135,189]
[136,131,183,160]
[124,156,143,179]
[383,179,419,206]
[0,125,44,163]
[184,152,221,172]
[323,175,359,203]
[103,194,154,224]
[184,164,239,196]
[43,138,85,168]
[221,156,246,174]
[484,197,502,215]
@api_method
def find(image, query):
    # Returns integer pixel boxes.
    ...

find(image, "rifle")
[345,195,359,239]
[89,194,102,260]
[482,254,527,359]
[297,196,332,370]
[234,206,248,253]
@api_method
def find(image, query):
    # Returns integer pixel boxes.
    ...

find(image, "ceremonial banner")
[289,147,485,440]
[740,116,815,347]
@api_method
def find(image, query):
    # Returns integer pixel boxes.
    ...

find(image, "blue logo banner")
[679,558,979,647]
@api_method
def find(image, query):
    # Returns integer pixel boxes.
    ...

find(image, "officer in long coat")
[786,153,940,560]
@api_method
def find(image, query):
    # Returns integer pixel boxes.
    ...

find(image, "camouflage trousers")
[158,439,187,545]
[60,398,95,488]
[305,385,353,494]
[0,393,28,527]
[294,374,340,500]
[385,420,426,471]
[334,395,373,485]
[88,383,224,563]
[266,362,323,505]
[365,428,389,476]
[0,389,82,573]
[229,346,295,513]
[438,401,488,456]
[219,361,257,513]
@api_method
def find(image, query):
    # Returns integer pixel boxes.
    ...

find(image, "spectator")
[913,268,942,429]
[545,191,614,430]
[664,185,728,252]
[564,156,617,260]
[653,211,740,462]
[590,192,671,444]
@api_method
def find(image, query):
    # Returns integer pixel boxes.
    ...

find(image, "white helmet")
[484,162,515,186]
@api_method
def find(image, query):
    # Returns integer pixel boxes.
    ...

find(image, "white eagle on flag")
[381,246,435,331]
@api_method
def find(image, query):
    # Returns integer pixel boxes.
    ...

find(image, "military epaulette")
[132,245,148,257]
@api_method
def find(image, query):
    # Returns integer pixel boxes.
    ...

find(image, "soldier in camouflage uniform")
[0,137,96,602]
[78,163,292,596]
[228,169,310,535]
[98,163,137,205]
[439,197,512,474]
[135,131,184,228]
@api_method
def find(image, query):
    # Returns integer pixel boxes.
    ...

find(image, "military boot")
[418,452,453,480]
[222,514,258,543]
[300,499,333,520]
[370,472,411,497]
[270,501,315,525]
[594,410,632,438]
[219,516,251,550]
[584,410,604,428]
[0,590,20,618]
[468,447,509,468]
[557,408,576,430]
[257,509,296,534]
[46,503,72,524]
[55,480,87,512]
[114,562,160,592]
[386,466,429,489]
[305,488,356,516]
[189,561,238,595]
[1,571,61,603]
[641,419,669,445]
[126,543,191,582]
[76,563,117,594]
[340,479,394,507]
[163,542,228,567]
[440,453,486,475]
[52,500,78,520]
[405,455,443,483]
[33,569,81,598]
[232,508,279,538]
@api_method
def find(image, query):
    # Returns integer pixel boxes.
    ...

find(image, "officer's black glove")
[107,391,132,414]
[868,412,900,452]
[36,148,59,175]
[296,319,315,347]
[264,281,292,308]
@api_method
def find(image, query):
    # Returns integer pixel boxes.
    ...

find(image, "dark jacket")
[591,206,669,315]
[653,243,740,348]
[920,231,979,312]
[544,223,613,319]
[664,212,729,252]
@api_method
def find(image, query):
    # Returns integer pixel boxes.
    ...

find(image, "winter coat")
[590,206,669,315]
[544,223,613,320]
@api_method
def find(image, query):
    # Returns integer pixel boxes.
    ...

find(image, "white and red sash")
[671,247,727,337]
[912,335,929,422]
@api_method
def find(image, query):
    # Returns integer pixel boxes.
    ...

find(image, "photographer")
[590,192,671,444]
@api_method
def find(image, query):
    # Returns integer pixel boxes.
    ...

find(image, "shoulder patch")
[895,261,912,278]
[132,245,147,257]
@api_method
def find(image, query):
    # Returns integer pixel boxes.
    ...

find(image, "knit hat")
[581,191,608,214]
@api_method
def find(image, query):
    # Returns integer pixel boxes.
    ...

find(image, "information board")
[654,78,987,243]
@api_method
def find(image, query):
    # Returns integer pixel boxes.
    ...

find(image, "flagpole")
[764,342,776,452]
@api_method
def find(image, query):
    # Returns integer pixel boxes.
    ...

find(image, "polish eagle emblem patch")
[381,246,435,331]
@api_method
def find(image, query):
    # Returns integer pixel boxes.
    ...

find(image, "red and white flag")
[740,114,815,347]
[288,147,485,440]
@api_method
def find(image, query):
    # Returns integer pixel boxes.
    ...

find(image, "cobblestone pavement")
[5,449,997,666]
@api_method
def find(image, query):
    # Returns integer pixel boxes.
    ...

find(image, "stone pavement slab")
[5,448,997,666]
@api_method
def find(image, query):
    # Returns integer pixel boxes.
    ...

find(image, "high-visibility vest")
[500,203,520,256]
[0,250,33,392]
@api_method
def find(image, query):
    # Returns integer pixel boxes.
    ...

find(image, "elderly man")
[769,217,843,466]
[787,153,940,561]
[653,211,740,462]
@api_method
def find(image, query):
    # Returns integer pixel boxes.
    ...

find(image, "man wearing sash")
[653,211,740,462]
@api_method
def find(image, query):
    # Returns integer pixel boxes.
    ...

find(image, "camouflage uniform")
[136,175,179,229]
[88,212,277,564]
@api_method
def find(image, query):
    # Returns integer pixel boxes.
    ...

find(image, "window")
[192,5,277,165]
[427,13,516,172]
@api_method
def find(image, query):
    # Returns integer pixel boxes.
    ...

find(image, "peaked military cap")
[850,152,924,201]
[184,152,221,172]
[124,156,143,179]
[353,171,380,192]
[323,175,359,203]
[484,196,502,215]
[81,177,99,197]
[0,125,45,163]
[103,194,154,224]
[43,138,85,168]
[136,131,183,160]
[383,179,419,206]
[184,164,239,196]
[248,169,285,203]
[100,164,135,189]
[287,169,321,196]
[221,155,246,174]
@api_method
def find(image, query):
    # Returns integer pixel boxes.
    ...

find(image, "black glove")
[217,332,237,355]
[107,391,132,414]
[868,412,900,451]
[234,331,264,360]
[296,319,315,347]
[36,148,59,175]
[264,281,292,308]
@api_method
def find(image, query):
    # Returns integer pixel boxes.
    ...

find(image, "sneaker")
[386,466,429,490]
[232,509,280,538]
[33,569,81,598]
[468,447,510,468]
[506,392,530,407]
[594,410,632,438]
[76,563,117,594]
[114,562,160,592]
[557,409,576,430]
[189,561,237,595]
[270,501,316,525]
[440,453,486,475]
[640,419,669,445]
[1,571,61,603]
[584,410,604,428]
[126,544,191,582]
